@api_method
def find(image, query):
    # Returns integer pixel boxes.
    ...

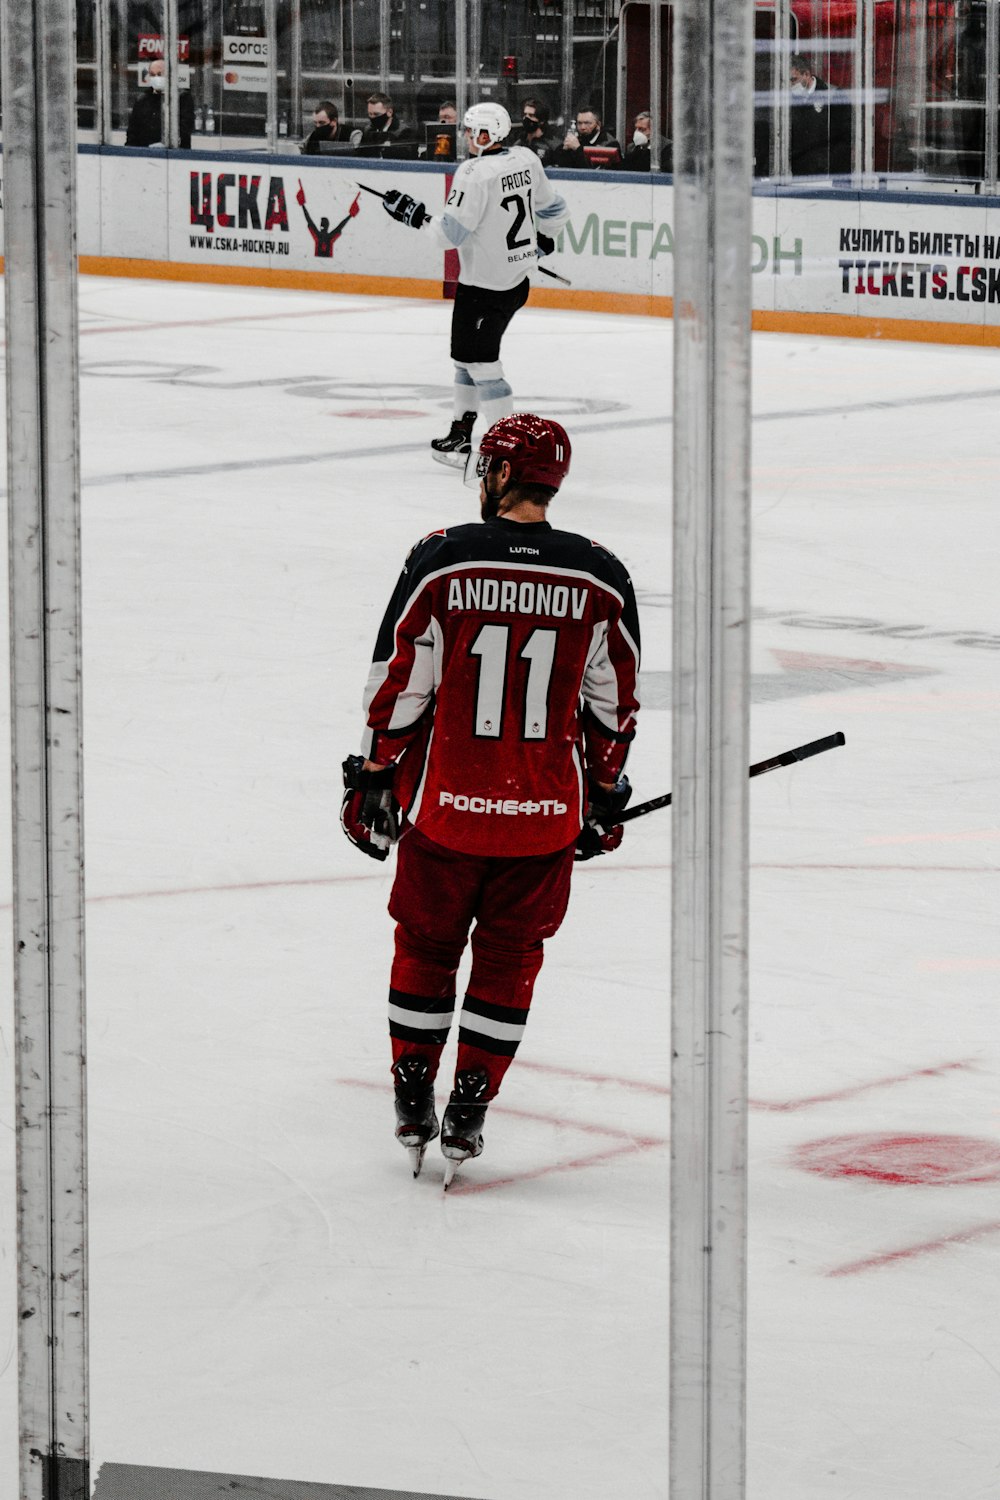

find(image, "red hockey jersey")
[360,515,641,857]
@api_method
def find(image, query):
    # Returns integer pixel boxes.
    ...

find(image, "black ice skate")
[441,1068,490,1189]
[393,1056,439,1178]
[430,410,476,470]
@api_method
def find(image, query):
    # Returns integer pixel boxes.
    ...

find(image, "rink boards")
[9,147,1000,344]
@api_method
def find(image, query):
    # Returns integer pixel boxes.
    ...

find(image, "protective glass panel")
[109,1,207,144]
[620,2,673,172]
[905,0,995,182]
[77,1,98,134]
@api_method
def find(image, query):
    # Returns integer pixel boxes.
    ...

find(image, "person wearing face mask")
[509,98,558,166]
[621,111,672,173]
[551,106,622,169]
[126,57,194,149]
[301,100,342,154]
[357,92,418,159]
[788,56,851,176]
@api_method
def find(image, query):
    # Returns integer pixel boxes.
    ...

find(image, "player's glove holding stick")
[382,189,428,229]
[341,755,402,862]
[536,231,556,258]
[575,774,632,862]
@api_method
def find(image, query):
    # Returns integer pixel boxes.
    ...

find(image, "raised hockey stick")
[355,180,573,284]
[605,731,846,829]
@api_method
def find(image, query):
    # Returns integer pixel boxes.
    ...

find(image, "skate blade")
[431,449,469,471]
[405,1142,428,1179]
[443,1157,460,1190]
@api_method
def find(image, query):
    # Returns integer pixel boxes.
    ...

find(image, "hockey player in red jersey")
[341,414,640,1184]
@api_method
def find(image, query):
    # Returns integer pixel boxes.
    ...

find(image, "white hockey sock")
[467,392,514,473]
[453,365,477,420]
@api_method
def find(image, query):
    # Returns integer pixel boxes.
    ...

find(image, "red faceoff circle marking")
[794,1133,1000,1186]
[335,408,425,419]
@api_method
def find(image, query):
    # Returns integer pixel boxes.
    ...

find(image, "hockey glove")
[536,231,555,258]
[341,755,402,862]
[382,190,427,229]
[575,774,632,862]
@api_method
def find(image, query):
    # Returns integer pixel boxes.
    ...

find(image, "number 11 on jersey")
[470,624,557,740]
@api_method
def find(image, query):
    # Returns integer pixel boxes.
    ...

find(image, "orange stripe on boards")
[69,257,1000,346]
[78,256,443,301]
[752,306,1000,347]
[528,285,672,318]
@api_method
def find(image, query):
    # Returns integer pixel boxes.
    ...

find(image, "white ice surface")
[1,280,1000,1499]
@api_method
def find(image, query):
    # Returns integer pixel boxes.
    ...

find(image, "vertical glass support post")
[467,0,481,119]
[650,0,663,172]
[852,0,863,178]
[670,0,753,1494]
[862,0,875,179]
[911,0,928,172]
[113,0,130,132]
[264,0,277,150]
[289,0,302,143]
[379,0,391,94]
[454,0,467,149]
[770,0,790,178]
[1,0,89,1494]
[985,0,999,194]
[163,0,179,147]
[95,0,111,142]
[560,6,575,132]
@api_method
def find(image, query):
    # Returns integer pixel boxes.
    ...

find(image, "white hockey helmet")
[463,102,512,150]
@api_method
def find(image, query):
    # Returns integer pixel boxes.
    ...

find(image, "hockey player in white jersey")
[380,101,569,471]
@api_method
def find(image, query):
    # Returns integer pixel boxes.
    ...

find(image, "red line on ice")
[518,1056,972,1114]
[78,304,393,337]
[0,861,993,914]
[828,1219,1000,1277]
[750,1059,973,1112]
[448,1137,664,1196]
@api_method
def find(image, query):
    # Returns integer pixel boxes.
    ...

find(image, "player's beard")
[481,472,506,520]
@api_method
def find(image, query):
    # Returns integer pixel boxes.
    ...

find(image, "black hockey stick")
[356,180,573,285]
[605,731,846,829]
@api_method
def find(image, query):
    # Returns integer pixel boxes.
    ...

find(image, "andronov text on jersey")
[447,577,590,619]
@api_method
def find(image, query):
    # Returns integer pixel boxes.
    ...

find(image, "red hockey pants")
[386,826,576,1100]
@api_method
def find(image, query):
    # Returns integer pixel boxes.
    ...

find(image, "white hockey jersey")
[429,145,569,292]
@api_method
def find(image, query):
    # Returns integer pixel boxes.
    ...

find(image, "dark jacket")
[508,126,559,168]
[621,135,672,173]
[301,123,341,155]
[550,126,623,171]
[357,113,418,160]
[125,90,194,149]
[789,78,851,176]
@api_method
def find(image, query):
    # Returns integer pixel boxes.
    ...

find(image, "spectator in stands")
[621,110,672,172]
[301,101,342,155]
[357,92,418,159]
[510,98,559,166]
[789,55,851,175]
[551,107,622,169]
[126,57,194,149]
[438,101,458,125]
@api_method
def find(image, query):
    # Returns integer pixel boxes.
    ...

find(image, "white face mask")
[148,74,165,92]
[790,81,807,96]
[633,128,648,146]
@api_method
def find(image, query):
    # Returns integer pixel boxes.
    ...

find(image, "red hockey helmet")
[477,413,572,491]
